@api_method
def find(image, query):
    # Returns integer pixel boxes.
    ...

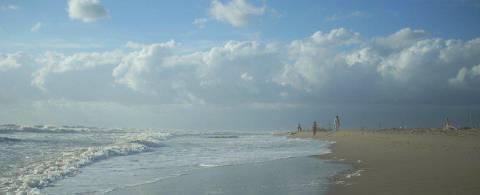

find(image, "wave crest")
[0,137,22,143]
[1,131,169,194]
[0,124,100,134]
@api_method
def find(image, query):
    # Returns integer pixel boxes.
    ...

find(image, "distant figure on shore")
[312,121,318,135]
[443,117,457,130]
[297,123,302,132]
[334,115,341,131]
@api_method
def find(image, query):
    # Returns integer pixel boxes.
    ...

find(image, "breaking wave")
[0,137,22,143]
[207,135,240,139]
[0,124,101,134]
[0,131,170,194]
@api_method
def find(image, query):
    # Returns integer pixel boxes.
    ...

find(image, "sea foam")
[0,124,97,134]
[1,131,169,195]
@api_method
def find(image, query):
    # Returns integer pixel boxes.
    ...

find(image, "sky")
[1,0,480,130]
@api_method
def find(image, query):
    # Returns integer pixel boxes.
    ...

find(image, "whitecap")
[2,131,170,194]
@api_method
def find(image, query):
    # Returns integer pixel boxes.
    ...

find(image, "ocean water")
[0,124,340,195]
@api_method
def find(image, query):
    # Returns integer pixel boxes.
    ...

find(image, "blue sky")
[2,0,480,52]
[1,0,480,130]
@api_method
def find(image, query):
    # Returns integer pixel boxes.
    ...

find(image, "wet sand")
[292,129,480,195]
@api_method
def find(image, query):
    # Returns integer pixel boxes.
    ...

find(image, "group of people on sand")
[294,116,471,134]
[297,115,341,135]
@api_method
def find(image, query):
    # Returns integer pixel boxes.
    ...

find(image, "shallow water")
[108,157,348,195]
[0,124,341,194]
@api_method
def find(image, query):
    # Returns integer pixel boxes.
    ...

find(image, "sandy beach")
[292,129,480,195]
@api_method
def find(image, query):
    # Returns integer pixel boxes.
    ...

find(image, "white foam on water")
[345,169,364,178]
[2,127,333,195]
[0,124,100,134]
[0,131,169,194]
[198,163,221,167]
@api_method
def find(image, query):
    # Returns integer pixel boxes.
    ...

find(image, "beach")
[292,129,480,195]
[4,125,480,194]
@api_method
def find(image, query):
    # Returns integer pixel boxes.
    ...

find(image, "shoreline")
[292,129,480,195]
[105,156,347,195]
[310,139,361,195]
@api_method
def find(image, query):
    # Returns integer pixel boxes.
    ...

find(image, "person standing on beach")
[443,118,449,130]
[334,115,341,131]
[297,123,302,132]
[312,121,318,135]
[443,117,457,130]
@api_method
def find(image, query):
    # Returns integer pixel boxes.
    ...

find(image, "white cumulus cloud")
[275,28,361,91]
[32,50,123,90]
[67,0,109,23]
[0,4,18,11]
[0,52,28,72]
[240,72,253,81]
[209,0,265,27]
[30,22,42,32]
[112,40,177,91]
[449,64,480,85]
[275,28,480,104]
[193,18,208,28]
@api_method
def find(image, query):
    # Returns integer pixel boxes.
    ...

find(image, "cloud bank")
[2,28,480,107]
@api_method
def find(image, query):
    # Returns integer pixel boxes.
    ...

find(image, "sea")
[0,124,348,195]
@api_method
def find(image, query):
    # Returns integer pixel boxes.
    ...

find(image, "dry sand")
[292,129,480,195]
